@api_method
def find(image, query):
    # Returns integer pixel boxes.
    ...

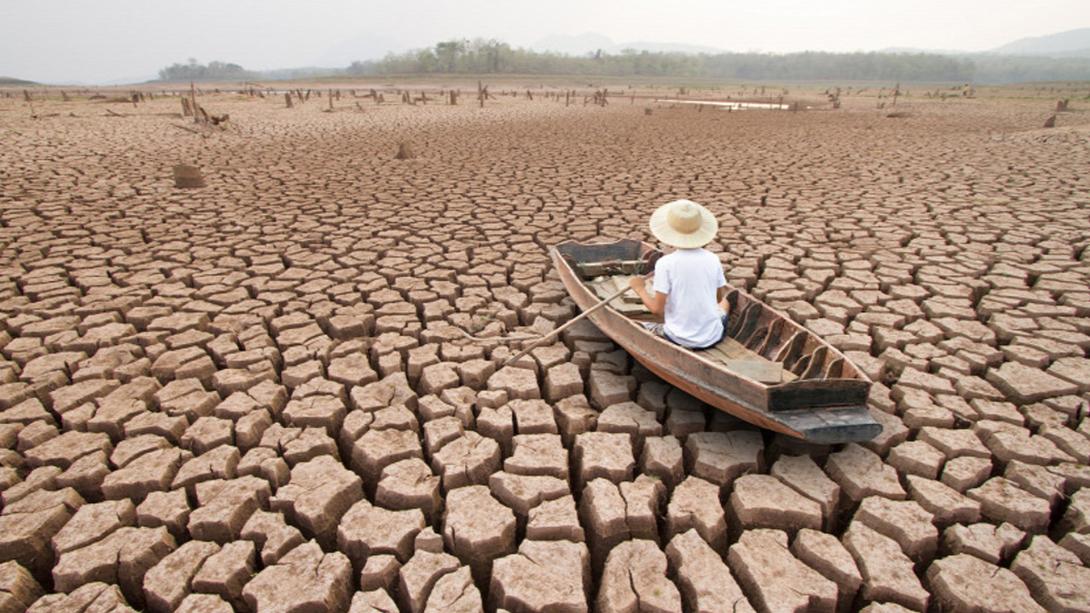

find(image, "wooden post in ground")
[190,82,199,124]
[395,142,415,160]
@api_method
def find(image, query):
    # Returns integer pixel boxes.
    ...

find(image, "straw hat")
[649,199,718,248]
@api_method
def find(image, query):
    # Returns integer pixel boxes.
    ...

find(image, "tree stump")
[395,142,415,160]
[173,164,205,188]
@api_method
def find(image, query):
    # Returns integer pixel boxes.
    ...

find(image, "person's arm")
[714,256,728,311]
[629,277,667,316]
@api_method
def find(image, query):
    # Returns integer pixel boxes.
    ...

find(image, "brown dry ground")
[0,80,1089,612]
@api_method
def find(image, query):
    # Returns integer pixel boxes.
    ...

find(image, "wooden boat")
[552,239,881,444]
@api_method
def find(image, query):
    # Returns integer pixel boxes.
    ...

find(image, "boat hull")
[552,240,882,444]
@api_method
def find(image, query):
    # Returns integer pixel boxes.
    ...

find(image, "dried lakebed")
[0,85,1088,612]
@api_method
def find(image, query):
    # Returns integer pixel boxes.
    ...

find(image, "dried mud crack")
[0,82,1089,612]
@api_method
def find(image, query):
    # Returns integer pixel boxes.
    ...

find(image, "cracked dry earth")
[0,85,1089,613]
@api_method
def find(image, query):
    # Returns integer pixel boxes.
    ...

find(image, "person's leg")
[642,321,667,338]
[645,322,691,347]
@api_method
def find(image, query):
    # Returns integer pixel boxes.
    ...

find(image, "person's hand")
[628,276,646,292]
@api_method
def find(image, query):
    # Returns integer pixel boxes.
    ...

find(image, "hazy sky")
[2,0,1088,83]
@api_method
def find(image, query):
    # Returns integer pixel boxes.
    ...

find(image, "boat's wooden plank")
[576,259,646,277]
[774,331,805,365]
[707,339,798,383]
[735,304,762,345]
[723,359,783,384]
[589,278,612,300]
[766,379,870,411]
[727,301,753,338]
[755,318,785,357]
[609,275,645,304]
[823,357,844,380]
[588,276,649,314]
[770,405,882,444]
[800,346,828,380]
[743,310,776,351]
[714,337,752,359]
[610,303,646,315]
[788,352,806,374]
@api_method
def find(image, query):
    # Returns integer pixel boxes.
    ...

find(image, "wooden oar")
[498,277,646,368]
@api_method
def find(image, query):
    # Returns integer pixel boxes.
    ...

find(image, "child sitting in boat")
[629,199,728,350]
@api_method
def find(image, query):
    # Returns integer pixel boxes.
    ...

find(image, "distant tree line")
[971,54,1090,83]
[158,40,1090,84]
[345,38,1090,83]
[158,58,254,82]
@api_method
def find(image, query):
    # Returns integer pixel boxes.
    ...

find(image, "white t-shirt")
[652,248,727,348]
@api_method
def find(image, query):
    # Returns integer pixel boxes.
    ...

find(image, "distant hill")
[537,28,1090,59]
[0,76,36,85]
[616,40,726,54]
[879,46,971,56]
[991,27,1090,58]
[531,32,617,55]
